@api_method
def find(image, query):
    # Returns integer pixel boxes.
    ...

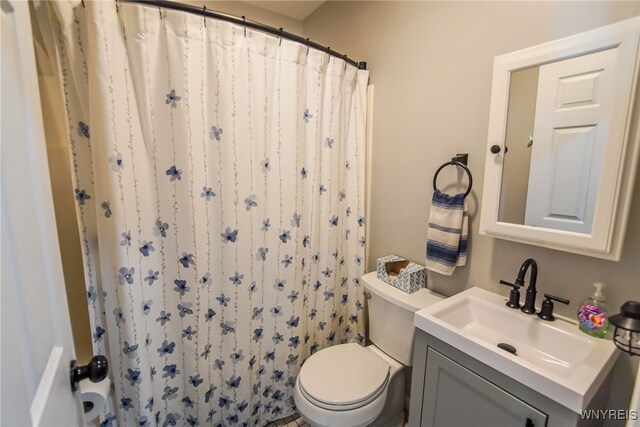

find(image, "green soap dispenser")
[577,282,610,338]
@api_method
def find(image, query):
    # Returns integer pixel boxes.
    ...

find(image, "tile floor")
[265,410,410,426]
[264,413,309,427]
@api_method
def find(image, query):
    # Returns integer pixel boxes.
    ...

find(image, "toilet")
[294,271,444,427]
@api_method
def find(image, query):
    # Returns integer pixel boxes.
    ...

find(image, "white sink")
[414,286,619,413]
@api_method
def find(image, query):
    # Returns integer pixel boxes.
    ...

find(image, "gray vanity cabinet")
[421,348,547,427]
[409,329,612,427]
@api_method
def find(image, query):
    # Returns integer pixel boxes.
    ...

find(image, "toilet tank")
[362,272,444,365]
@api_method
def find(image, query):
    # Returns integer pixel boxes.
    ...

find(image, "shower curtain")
[35,1,367,425]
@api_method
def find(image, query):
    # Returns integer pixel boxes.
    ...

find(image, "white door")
[524,48,616,233]
[1,1,84,425]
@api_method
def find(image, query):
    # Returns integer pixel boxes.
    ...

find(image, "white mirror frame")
[480,18,640,261]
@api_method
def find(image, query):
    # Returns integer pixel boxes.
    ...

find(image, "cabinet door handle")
[525,418,534,427]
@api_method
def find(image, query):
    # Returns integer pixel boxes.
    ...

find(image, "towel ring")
[433,158,473,198]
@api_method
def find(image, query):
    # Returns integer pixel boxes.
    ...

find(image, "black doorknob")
[490,144,501,154]
[70,355,108,392]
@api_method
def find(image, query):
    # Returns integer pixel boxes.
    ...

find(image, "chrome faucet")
[515,258,538,314]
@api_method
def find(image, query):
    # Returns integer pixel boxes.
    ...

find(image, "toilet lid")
[298,343,390,408]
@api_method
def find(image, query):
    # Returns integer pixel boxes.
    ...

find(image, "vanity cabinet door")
[421,348,547,427]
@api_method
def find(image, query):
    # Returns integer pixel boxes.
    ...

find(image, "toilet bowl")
[294,272,444,427]
[294,344,404,427]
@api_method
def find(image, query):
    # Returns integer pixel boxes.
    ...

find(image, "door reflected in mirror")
[498,48,616,234]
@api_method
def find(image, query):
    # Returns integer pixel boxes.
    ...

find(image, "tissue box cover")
[376,255,427,293]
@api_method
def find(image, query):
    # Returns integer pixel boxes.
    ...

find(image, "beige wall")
[305,0,640,416]
[182,1,304,34]
[39,74,94,364]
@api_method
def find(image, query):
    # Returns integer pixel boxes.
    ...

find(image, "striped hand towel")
[425,189,468,276]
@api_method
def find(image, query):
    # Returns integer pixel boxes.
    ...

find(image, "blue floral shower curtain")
[37,1,367,425]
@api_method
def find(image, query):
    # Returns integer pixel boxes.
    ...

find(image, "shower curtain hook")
[279,27,283,46]
[203,6,206,27]
[157,1,162,19]
[343,54,348,71]
[81,0,85,8]
[242,16,246,37]
[306,38,310,56]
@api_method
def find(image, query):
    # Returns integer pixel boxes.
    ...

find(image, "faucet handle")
[499,280,522,309]
[546,294,570,305]
[538,294,570,321]
[499,279,521,287]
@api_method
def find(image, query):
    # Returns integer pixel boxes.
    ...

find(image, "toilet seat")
[298,343,390,410]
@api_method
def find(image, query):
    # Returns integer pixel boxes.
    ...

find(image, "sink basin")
[414,287,618,413]
[431,291,593,378]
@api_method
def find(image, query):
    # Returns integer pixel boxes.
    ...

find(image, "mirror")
[499,48,614,234]
[480,18,640,260]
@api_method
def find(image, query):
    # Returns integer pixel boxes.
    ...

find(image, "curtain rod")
[117,0,367,70]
